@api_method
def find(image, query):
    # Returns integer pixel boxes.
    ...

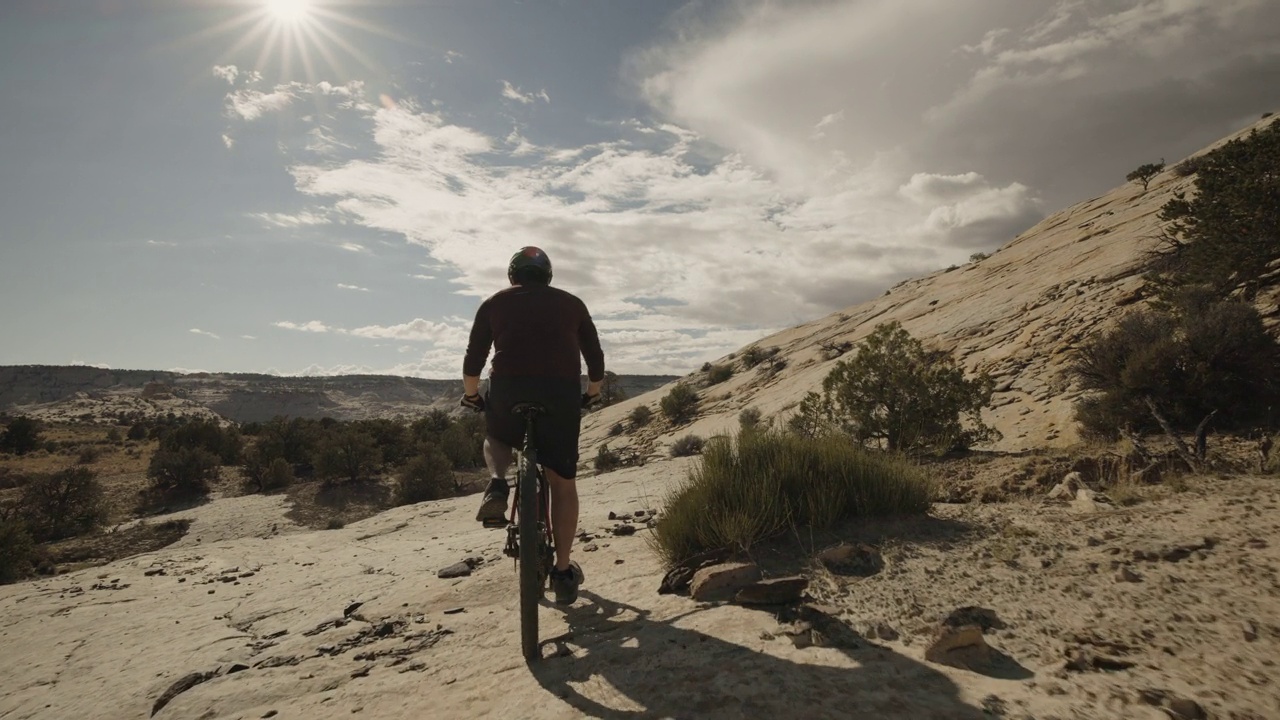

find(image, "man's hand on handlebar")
[581,392,602,410]
[461,393,485,412]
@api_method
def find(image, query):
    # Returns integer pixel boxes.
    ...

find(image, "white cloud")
[810,110,844,139]
[501,80,550,104]
[410,274,436,280]
[348,318,468,344]
[274,320,332,333]
[226,86,295,121]
[221,134,235,149]
[251,210,330,228]
[443,50,464,64]
[337,283,370,292]
[339,242,367,253]
[241,335,257,340]
[146,239,178,247]
[189,328,221,340]
[212,65,239,85]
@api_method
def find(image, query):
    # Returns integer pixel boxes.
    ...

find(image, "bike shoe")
[550,561,584,606]
[475,478,509,525]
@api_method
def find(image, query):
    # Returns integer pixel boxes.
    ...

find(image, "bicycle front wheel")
[518,445,541,662]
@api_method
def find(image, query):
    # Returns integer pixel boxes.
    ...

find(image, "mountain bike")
[482,402,556,662]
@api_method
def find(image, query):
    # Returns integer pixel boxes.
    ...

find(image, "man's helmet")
[507,246,553,284]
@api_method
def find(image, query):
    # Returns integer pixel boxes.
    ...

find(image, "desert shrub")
[595,444,622,474]
[739,407,763,432]
[758,357,788,379]
[706,364,734,385]
[670,434,705,457]
[157,419,242,465]
[599,371,629,407]
[1073,298,1280,439]
[16,468,107,542]
[628,405,653,427]
[127,423,148,441]
[1126,160,1165,192]
[0,416,42,456]
[608,422,625,437]
[146,447,219,503]
[354,418,413,467]
[1173,156,1208,177]
[262,457,294,491]
[105,428,123,444]
[810,322,998,453]
[439,414,485,469]
[76,446,100,465]
[740,346,777,369]
[395,448,453,506]
[700,362,712,372]
[788,392,838,439]
[660,384,700,425]
[0,518,37,584]
[969,252,990,262]
[650,430,932,565]
[1146,120,1280,299]
[315,428,382,484]
[325,517,345,530]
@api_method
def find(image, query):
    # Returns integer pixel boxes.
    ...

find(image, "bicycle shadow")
[529,591,991,720]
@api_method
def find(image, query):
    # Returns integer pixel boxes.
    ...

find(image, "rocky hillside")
[0,367,678,425]
[578,116,1280,462]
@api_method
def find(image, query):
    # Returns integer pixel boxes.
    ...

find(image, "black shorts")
[484,376,582,480]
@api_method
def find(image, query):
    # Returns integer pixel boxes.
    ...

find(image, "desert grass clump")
[670,434,705,457]
[595,444,622,474]
[650,430,933,566]
[706,364,734,385]
[660,384,700,425]
[628,405,653,428]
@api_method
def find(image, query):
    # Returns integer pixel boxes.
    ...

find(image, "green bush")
[1073,298,1280,438]
[670,434,705,457]
[660,384,700,425]
[146,447,219,503]
[439,414,485,469]
[706,364,734,385]
[17,468,107,542]
[1147,120,1280,299]
[157,419,242,465]
[650,430,932,566]
[127,423,148,441]
[395,449,453,505]
[801,322,998,453]
[739,407,763,432]
[315,428,382,484]
[628,405,653,428]
[0,416,42,456]
[740,346,777,369]
[0,518,37,584]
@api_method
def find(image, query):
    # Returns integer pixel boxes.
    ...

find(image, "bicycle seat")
[511,402,547,416]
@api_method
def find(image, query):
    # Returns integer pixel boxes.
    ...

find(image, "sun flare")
[265,0,312,24]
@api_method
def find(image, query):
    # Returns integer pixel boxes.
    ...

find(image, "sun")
[265,0,312,25]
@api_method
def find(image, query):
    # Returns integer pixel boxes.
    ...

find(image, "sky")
[1,0,1277,378]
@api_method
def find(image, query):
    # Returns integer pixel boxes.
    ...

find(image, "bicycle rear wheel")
[518,442,541,661]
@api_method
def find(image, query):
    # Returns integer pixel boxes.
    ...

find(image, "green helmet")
[507,246,553,284]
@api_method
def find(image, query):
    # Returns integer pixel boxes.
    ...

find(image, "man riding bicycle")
[460,246,605,605]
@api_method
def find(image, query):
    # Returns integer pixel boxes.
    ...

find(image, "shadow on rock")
[529,591,988,720]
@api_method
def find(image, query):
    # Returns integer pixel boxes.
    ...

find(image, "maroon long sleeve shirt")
[463,284,606,382]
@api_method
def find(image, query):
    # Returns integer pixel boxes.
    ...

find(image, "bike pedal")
[482,518,510,529]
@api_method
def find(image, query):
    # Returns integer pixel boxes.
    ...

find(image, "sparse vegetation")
[0,416,42,456]
[598,371,628,407]
[650,430,932,566]
[739,407,763,432]
[394,448,453,505]
[794,322,999,454]
[670,434,705,457]
[628,405,653,428]
[1147,120,1280,300]
[16,467,107,542]
[145,447,219,505]
[1072,294,1279,440]
[969,252,990,263]
[740,345,778,369]
[660,384,700,425]
[595,444,622,474]
[706,364,734,385]
[608,422,625,437]
[0,518,37,584]
[1126,160,1165,192]
[315,428,382,484]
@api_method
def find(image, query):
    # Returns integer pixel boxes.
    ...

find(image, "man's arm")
[578,301,605,396]
[462,300,492,396]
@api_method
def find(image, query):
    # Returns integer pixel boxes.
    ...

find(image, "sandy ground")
[1,453,1277,720]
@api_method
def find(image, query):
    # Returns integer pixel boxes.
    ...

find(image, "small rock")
[444,607,465,615]
[690,562,763,602]
[608,511,617,520]
[343,602,363,618]
[734,576,808,605]
[350,665,373,679]
[227,663,250,674]
[144,567,166,577]
[634,510,646,518]
[874,623,900,641]
[437,562,473,579]
[817,543,883,577]
[582,544,599,552]
[263,712,278,719]
[1167,697,1206,719]
[1243,621,1259,642]
[924,625,991,670]
[612,524,637,537]
[221,567,239,575]
[239,572,255,578]
[942,606,1005,631]
[1115,566,1142,583]
[1244,537,1268,550]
